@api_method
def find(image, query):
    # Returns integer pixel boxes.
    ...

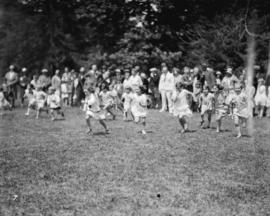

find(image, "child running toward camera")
[172,82,194,133]
[131,86,148,135]
[229,84,250,138]
[99,85,116,120]
[122,86,133,121]
[213,85,229,133]
[24,84,37,116]
[199,86,215,129]
[85,86,109,135]
[31,85,47,119]
[47,87,65,121]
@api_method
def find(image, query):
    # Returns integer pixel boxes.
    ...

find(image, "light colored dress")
[172,89,193,118]
[230,92,249,119]
[47,94,61,109]
[131,94,148,121]
[24,89,36,108]
[122,92,133,112]
[0,92,10,109]
[99,91,115,108]
[35,90,47,109]
[85,93,106,120]
[129,75,143,92]
[214,92,228,119]
[255,85,267,106]
[200,93,215,115]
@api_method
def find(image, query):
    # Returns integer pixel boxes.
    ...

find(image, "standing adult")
[158,66,174,113]
[51,69,61,96]
[38,68,51,91]
[5,65,18,108]
[149,68,160,109]
[203,67,216,90]
[18,67,29,106]
[129,67,143,92]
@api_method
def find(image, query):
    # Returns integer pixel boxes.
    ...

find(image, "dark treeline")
[0,0,270,76]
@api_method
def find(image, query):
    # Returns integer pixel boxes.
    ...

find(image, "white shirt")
[159,72,174,91]
[129,75,143,91]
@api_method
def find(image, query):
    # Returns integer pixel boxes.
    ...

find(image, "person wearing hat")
[18,67,30,106]
[221,67,239,92]
[38,68,51,91]
[5,65,19,108]
[149,68,160,109]
[47,86,65,121]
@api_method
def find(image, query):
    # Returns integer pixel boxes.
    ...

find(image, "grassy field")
[0,108,270,216]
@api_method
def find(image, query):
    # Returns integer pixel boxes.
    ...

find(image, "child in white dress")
[122,87,133,121]
[32,85,47,119]
[172,82,194,133]
[85,87,109,134]
[213,85,229,133]
[254,79,267,119]
[24,84,37,116]
[47,87,65,121]
[229,84,250,138]
[99,85,116,120]
[131,86,148,135]
[199,86,215,128]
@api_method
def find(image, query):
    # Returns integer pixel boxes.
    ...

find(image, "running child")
[47,87,65,121]
[99,85,116,120]
[85,86,109,135]
[229,84,250,138]
[122,86,133,121]
[131,86,148,135]
[212,85,229,133]
[34,85,48,119]
[199,86,215,128]
[172,82,194,133]
[24,84,37,116]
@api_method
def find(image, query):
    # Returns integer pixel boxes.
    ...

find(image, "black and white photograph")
[0,0,270,215]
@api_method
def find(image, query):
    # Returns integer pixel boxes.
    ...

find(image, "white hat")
[115,68,121,73]
[22,68,27,72]
[216,71,222,75]
[150,68,157,72]
[42,68,48,73]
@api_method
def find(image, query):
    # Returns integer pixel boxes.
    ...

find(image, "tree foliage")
[0,0,270,76]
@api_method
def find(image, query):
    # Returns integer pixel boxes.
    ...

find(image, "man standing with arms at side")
[5,65,18,108]
[159,66,174,113]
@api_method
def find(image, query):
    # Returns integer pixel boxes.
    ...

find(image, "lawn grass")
[0,108,270,216]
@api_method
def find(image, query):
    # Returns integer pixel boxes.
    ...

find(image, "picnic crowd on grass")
[1,62,270,138]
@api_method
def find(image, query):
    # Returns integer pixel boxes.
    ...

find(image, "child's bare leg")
[216,118,222,132]
[36,109,40,119]
[200,114,204,127]
[99,119,109,133]
[259,106,264,119]
[234,116,241,138]
[86,117,92,134]
[179,117,187,133]
[207,111,212,128]
[106,108,116,120]
[141,117,146,134]
[50,110,56,121]
[25,107,31,116]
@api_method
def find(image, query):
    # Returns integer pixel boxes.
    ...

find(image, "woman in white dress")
[254,78,267,118]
